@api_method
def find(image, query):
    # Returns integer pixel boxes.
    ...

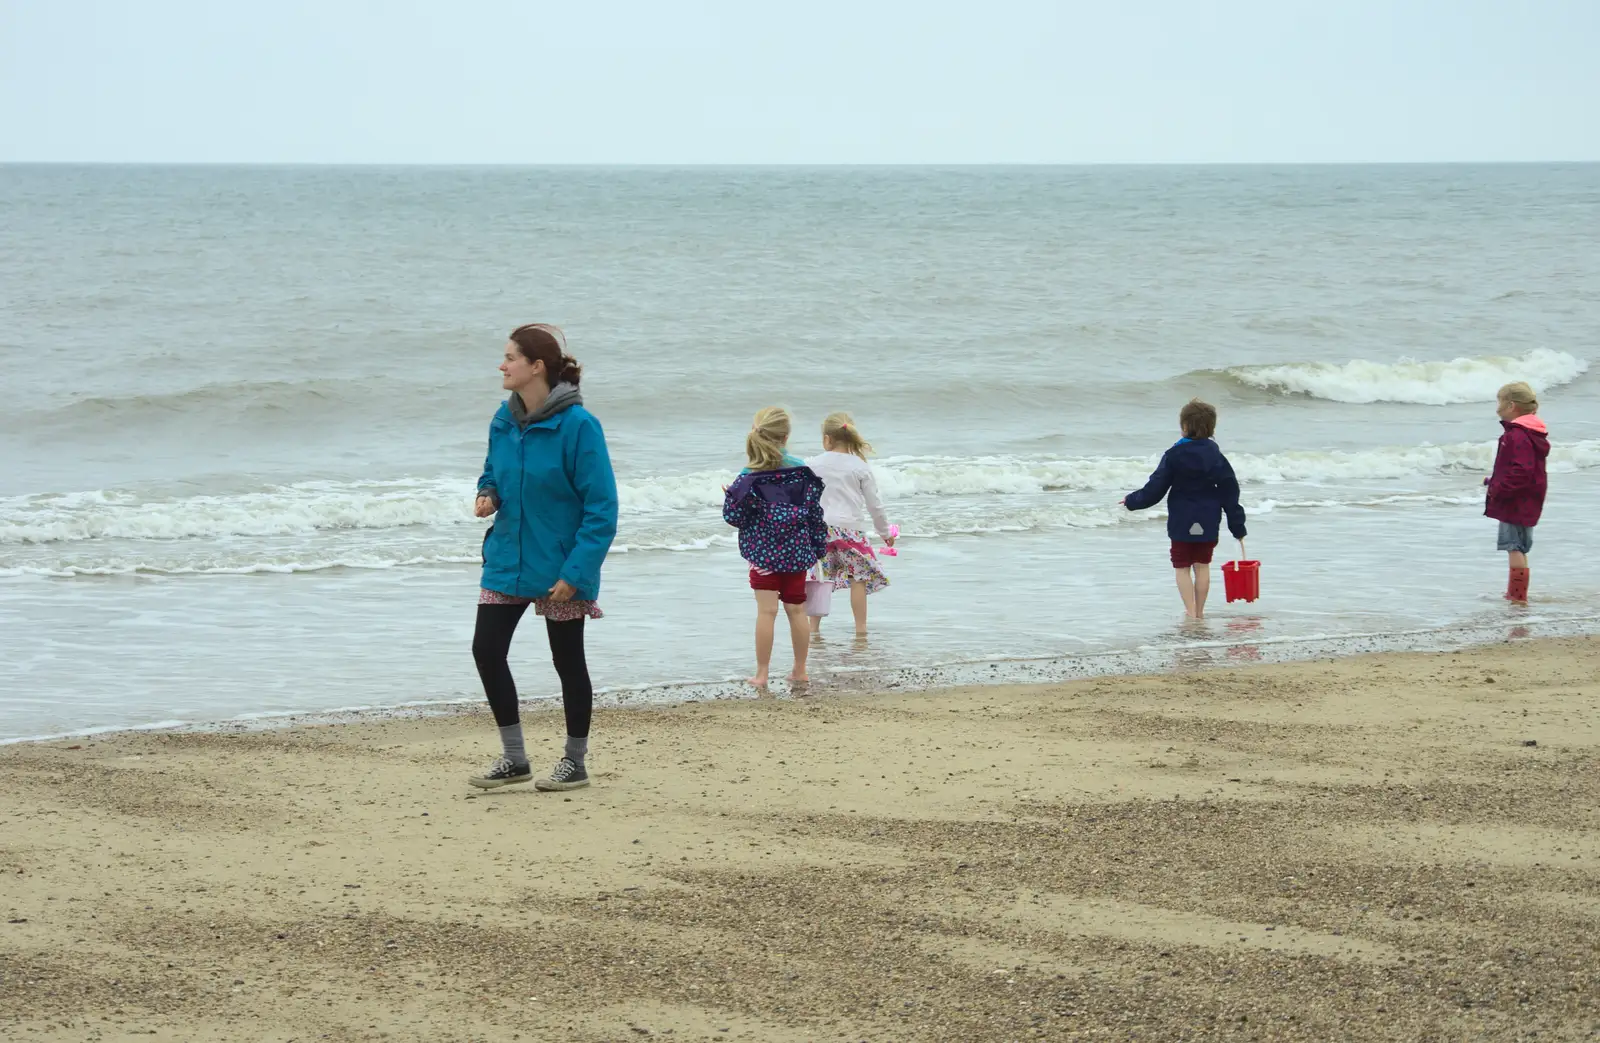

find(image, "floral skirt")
[815,526,890,594]
[478,587,604,622]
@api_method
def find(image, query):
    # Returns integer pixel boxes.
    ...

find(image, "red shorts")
[1170,540,1217,568]
[749,568,808,605]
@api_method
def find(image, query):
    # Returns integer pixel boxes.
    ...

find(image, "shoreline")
[5,608,1598,747]
[3,634,1596,1041]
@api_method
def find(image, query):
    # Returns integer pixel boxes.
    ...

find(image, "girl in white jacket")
[805,413,896,636]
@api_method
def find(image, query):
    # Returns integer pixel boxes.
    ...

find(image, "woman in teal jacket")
[469,323,619,793]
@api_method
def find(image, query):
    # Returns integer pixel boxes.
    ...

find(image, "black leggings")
[471,605,592,738]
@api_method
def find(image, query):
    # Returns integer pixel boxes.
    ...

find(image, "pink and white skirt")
[815,526,890,595]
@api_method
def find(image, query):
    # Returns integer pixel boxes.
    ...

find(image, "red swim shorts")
[749,568,808,605]
[1170,540,1217,568]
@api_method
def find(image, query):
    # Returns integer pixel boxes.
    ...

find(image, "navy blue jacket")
[1124,438,1247,543]
[722,466,828,573]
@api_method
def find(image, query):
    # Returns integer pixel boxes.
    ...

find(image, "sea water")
[2,164,1597,741]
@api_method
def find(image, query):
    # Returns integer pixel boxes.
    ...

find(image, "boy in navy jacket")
[1122,399,1247,619]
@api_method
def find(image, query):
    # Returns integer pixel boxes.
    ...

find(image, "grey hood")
[509,382,583,428]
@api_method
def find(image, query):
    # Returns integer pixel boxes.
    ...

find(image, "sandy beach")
[2,635,1596,1042]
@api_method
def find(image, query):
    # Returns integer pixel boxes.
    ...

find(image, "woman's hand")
[884,533,896,548]
[474,494,496,518]
[547,580,577,602]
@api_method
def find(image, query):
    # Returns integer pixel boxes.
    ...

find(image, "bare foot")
[747,674,769,688]
[788,670,809,684]
[854,629,868,638]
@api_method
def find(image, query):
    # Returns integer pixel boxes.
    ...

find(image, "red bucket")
[1221,559,1260,603]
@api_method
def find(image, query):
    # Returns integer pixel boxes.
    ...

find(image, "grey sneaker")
[468,756,533,789]
[534,757,589,792]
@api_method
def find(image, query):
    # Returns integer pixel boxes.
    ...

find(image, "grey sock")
[498,724,527,766]
[564,735,588,767]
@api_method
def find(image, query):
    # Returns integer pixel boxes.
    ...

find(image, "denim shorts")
[1496,522,1534,554]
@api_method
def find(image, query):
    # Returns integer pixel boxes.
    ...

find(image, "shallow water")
[2,164,1598,740]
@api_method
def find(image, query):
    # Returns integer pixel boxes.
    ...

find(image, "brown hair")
[747,406,793,471]
[1180,398,1217,440]
[1498,381,1538,415]
[509,323,582,386]
[822,412,873,460]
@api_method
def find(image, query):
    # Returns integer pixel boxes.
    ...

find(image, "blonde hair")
[822,412,873,460]
[746,406,793,471]
[1498,382,1538,415]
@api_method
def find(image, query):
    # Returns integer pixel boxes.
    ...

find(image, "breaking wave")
[5,440,1600,548]
[1219,348,1588,405]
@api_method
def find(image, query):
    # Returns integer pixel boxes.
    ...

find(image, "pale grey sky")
[2,0,1596,163]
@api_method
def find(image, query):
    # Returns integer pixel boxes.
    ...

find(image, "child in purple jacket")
[723,407,828,687]
[1485,382,1550,605]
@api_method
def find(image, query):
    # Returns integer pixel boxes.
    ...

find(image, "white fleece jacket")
[805,451,890,535]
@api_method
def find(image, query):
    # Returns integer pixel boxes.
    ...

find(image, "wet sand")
[2,635,1597,1042]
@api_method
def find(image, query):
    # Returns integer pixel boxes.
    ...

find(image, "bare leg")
[1174,568,1198,618]
[850,581,869,636]
[785,602,811,682]
[1509,550,1528,570]
[750,590,780,687]
[1193,564,1212,619]
[810,614,822,636]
